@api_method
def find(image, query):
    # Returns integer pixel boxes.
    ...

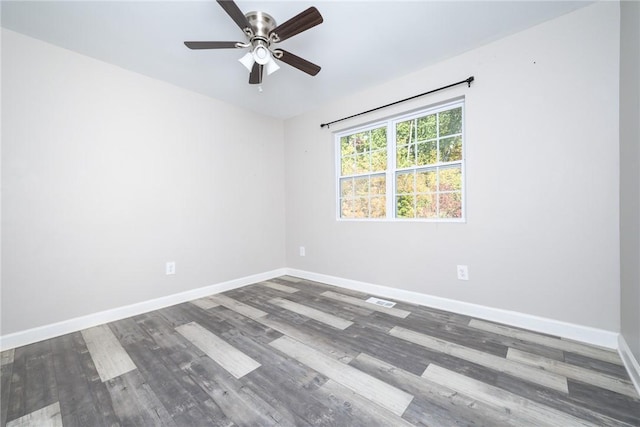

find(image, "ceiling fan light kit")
[185,0,323,85]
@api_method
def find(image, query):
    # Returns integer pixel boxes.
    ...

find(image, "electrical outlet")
[299,246,306,257]
[457,265,469,281]
[166,261,176,275]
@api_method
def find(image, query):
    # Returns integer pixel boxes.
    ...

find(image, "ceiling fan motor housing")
[245,11,277,42]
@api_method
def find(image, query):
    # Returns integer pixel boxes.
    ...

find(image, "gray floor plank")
[1,360,13,427]
[106,370,176,427]
[260,281,300,293]
[321,290,411,318]
[50,333,107,427]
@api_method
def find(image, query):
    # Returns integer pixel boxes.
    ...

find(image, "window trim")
[335,99,466,222]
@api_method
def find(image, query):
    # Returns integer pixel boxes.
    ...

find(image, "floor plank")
[468,319,623,365]
[270,336,413,416]
[6,402,62,427]
[176,322,261,379]
[80,324,137,382]
[260,281,299,294]
[268,297,353,330]
[390,325,569,392]
[507,347,638,398]
[321,290,411,318]
[423,364,598,427]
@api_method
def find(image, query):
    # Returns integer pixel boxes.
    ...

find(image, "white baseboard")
[286,268,620,350]
[0,268,286,351]
[618,335,640,396]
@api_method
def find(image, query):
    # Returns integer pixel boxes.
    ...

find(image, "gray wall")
[284,2,621,331]
[620,0,640,360]
[1,29,286,335]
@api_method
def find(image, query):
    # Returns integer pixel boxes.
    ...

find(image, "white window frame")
[335,99,466,222]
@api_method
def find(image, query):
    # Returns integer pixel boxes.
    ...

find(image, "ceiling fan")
[185,0,323,85]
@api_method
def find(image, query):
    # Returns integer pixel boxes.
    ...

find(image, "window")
[337,100,464,221]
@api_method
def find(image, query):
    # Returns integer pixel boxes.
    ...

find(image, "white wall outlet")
[457,265,469,281]
[299,246,306,257]
[166,261,176,275]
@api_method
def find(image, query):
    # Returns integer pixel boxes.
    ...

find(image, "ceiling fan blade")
[269,7,323,42]
[216,0,251,31]
[249,63,263,84]
[184,41,241,49]
[276,49,321,76]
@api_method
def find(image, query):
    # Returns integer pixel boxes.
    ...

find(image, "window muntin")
[337,101,464,221]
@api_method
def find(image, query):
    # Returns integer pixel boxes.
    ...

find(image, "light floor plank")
[176,322,261,379]
[81,324,136,382]
[208,294,268,320]
[258,316,356,363]
[321,290,411,318]
[1,349,14,366]
[6,402,63,427]
[423,364,600,427]
[507,348,639,398]
[189,296,220,310]
[280,276,302,283]
[468,319,623,365]
[270,336,413,416]
[316,379,415,427]
[389,326,568,393]
[261,281,299,294]
[269,297,353,330]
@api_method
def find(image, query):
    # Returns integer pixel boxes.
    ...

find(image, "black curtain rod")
[320,76,474,129]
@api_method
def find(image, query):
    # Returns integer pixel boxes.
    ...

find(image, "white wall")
[284,2,621,331]
[1,29,286,335]
[620,0,640,361]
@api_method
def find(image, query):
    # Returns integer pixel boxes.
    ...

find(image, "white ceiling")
[2,1,592,119]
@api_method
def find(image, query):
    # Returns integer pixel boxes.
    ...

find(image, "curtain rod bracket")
[320,75,474,129]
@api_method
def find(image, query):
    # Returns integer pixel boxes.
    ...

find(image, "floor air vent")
[365,297,396,308]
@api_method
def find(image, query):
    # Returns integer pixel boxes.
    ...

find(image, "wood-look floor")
[1,276,639,426]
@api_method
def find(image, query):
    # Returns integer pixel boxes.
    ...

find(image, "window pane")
[396,195,415,218]
[371,150,387,172]
[416,140,437,166]
[354,132,370,153]
[341,156,355,175]
[396,172,414,194]
[371,127,387,150]
[416,170,437,193]
[439,136,462,162]
[438,165,462,191]
[396,120,415,146]
[370,196,386,218]
[370,175,386,194]
[354,177,369,196]
[439,192,462,218]
[439,107,462,136]
[396,144,415,168]
[417,114,436,141]
[355,153,370,173]
[340,178,353,198]
[341,199,354,218]
[340,136,353,156]
[416,194,437,218]
[353,197,368,218]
